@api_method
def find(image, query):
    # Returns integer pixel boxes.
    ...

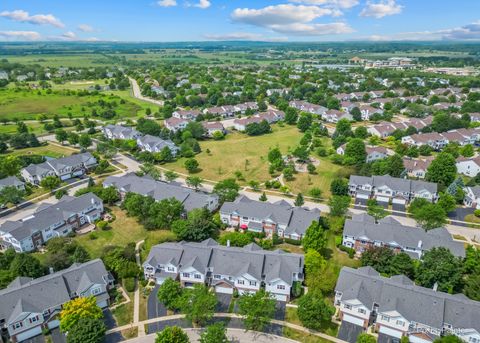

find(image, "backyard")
[7,142,76,158]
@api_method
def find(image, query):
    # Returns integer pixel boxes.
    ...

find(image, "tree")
[60,296,103,333]
[351,107,362,121]
[357,333,376,343]
[155,326,190,343]
[213,178,240,203]
[259,192,268,202]
[330,178,349,196]
[409,198,447,230]
[416,247,464,293]
[10,253,45,278]
[66,317,106,343]
[361,246,395,274]
[433,336,464,343]
[285,107,298,125]
[328,195,350,217]
[295,193,304,207]
[302,221,327,253]
[146,198,184,230]
[184,158,199,173]
[55,129,68,145]
[297,113,313,132]
[437,193,457,214]
[67,132,79,145]
[186,176,203,190]
[40,175,61,191]
[199,323,228,343]
[55,189,68,200]
[426,152,457,189]
[172,208,219,241]
[178,284,217,326]
[307,163,316,174]
[0,156,21,177]
[367,199,387,221]
[464,273,480,301]
[79,134,92,149]
[297,292,335,330]
[309,187,323,201]
[390,252,416,278]
[157,278,183,311]
[0,186,25,205]
[237,289,276,332]
[164,170,178,182]
[344,138,366,166]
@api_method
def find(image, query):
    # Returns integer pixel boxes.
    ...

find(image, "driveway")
[378,333,400,343]
[337,321,364,343]
[274,301,286,321]
[23,335,45,343]
[50,328,66,343]
[104,309,117,330]
[448,207,474,222]
[215,293,232,313]
[147,286,168,334]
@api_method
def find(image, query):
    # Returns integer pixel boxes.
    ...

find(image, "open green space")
[6,143,76,158]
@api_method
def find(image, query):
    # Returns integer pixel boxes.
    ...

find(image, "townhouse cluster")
[348,174,438,208]
[368,116,433,138]
[336,145,390,163]
[0,193,103,252]
[335,266,480,343]
[143,239,304,301]
[401,127,480,150]
[20,152,97,185]
[342,214,465,259]
[164,109,226,137]
[219,195,321,240]
[102,125,180,156]
[232,109,285,131]
[0,259,113,342]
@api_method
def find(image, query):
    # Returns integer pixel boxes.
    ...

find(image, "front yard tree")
[0,186,25,205]
[259,192,268,201]
[297,113,313,132]
[172,208,219,241]
[79,134,92,149]
[55,129,68,145]
[344,138,366,166]
[357,333,377,343]
[213,178,240,203]
[164,170,178,182]
[186,176,203,190]
[199,323,228,343]
[178,284,217,327]
[328,195,350,217]
[426,152,457,189]
[366,199,387,222]
[67,132,79,145]
[157,278,183,311]
[60,296,103,333]
[330,178,349,196]
[238,289,276,332]
[155,326,190,343]
[409,198,447,230]
[302,221,327,253]
[294,193,304,207]
[184,158,199,173]
[66,317,106,343]
[40,175,61,191]
[297,292,335,330]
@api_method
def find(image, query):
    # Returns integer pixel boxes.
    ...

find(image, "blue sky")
[0,0,480,42]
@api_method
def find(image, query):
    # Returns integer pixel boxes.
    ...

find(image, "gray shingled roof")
[0,176,24,189]
[0,259,110,324]
[349,175,437,194]
[104,173,218,212]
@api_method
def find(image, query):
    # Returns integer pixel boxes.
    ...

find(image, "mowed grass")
[0,120,74,135]
[75,207,176,258]
[7,143,76,158]
[0,88,143,120]
[166,125,349,196]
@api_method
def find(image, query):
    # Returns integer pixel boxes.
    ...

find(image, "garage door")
[343,314,365,326]
[73,170,84,176]
[48,320,60,330]
[392,198,406,205]
[60,174,71,181]
[377,196,390,203]
[356,193,369,199]
[97,299,108,308]
[379,326,403,339]
[215,286,234,294]
[16,326,42,342]
[273,294,288,302]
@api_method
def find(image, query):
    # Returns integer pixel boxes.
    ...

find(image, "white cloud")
[157,0,177,7]
[0,30,41,40]
[194,0,211,9]
[360,0,402,18]
[270,22,354,35]
[232,4,337,26]
[442,21,480,40]
[62,31,77,39]
[204,32,288,41]
[78,24,94,32]
[288,0,359,9]
[0,9,64,28]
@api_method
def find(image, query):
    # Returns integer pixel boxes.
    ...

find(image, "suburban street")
[129,77,165,106]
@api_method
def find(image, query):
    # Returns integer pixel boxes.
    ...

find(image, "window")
[381,315,390,322]
[214,274,221,279]
[396,320,404,326]
[344,304,352,310]
[182,273,190,278]
[237,280,245,285]
[13,322,23,329]
[29,316,39,324]
[358,308,366,314]
[277,284,286,290]
[91,287,101,295]
[249,281,256,286]
[167,267,174,272]
[194,274,201,279]
[469,338,478,343]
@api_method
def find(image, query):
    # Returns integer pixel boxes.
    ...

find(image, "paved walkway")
[129,78,164,106]
[133,240,146,337]
[125,328,299,343]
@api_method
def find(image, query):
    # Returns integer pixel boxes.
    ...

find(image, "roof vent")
[433,282,438,292]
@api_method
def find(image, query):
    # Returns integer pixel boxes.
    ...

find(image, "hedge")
[123,278,136,292]
[284,238,302,246]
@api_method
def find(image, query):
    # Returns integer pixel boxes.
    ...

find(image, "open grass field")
[0,54,117,68]
[75,206,176,258]
[165,125,350,197]
[0,88,144,120]
[7,143,75,158]
[0,120,74,135]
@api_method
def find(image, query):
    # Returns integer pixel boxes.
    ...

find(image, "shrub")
[284,238,302,246]
[475,209,480,217]
[338,245,355,258]
[89,232,98,240]
[96,220,109,231]
[123,278,136,292]
[335,235,343,247]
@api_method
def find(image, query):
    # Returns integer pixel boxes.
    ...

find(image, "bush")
[284,238,302,246]
[89,232,98,240]
[96,220,109,231]
[123,277,136,292]
[338,245,355,258]
[292,281,303,298]
[475,209,480,217]
[335,235,343,247]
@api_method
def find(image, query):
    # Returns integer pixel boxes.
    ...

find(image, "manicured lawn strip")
[285,307,338,337]
[111,291,134,326]
[6,143,76,158]
[283,326,333,343]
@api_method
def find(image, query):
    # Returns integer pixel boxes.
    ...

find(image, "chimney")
[433,282,438,292]
[91,197,95,205]
[227,240,230,247]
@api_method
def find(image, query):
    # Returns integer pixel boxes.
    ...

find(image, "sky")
[0,0,480,42]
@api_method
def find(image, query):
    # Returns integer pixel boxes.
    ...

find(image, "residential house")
[102,124,142,140]
[136,135,180,156]
[202,122,226,137]
[143,239,304,301]
[456,156,480,177]
[21,153,97,184]
[342,214,465,259]
[103,173,219,212]
[172,110,202,121]
[401,132,448,150]
[0,259,113,342]
[233,110,284,131]
[289,101,327,115]
[336,145,388,163]
[348,174,438,206]
[0,176,25,192]
[219,196,320,240]
[335,266,480,343]
[164,117,189,132]
[463,186,480,209]
[323,110,352,123]
[402,157,433,179]
[0,193,103,252]
[359,105,383,121]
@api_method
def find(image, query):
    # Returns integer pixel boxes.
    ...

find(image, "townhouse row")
[401,128,480,150]
[368,116,433,138]
[233,109,285,131]
[342,213,465,259]
[0,259,113,342]
[335,266,480,343]
[0,192,103,252]
[143,239,304,301]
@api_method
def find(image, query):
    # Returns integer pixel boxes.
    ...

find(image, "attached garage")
[60,174,72,181]
[73,170,84,176]
[376,196,390,204]
[47,320,60,330]
[379,326,403,339]
[392,198,406,205]
[215,285,234,294]
[15,326,42,342]
[273,293,288,302]
[343,314,365,327]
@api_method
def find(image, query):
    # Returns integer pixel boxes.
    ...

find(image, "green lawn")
[75,207,176,258]
[164,125,345,196]
[6,143,76,158]
[285,306,339,337]
[0,120,74,135]
[111,291,134,326]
